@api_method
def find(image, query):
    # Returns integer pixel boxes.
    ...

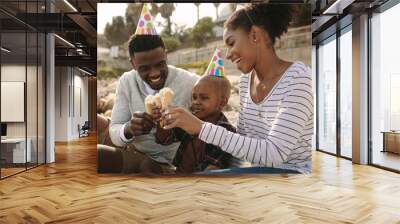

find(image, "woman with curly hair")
[162,3,314,174]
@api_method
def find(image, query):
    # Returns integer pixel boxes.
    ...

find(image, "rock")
[97,98,107,113]
[104,110,112,118]
[223,104,233,112]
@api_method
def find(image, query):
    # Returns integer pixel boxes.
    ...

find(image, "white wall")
[55,67,69,141]
[54,67,89,141]
[76,73,89,125]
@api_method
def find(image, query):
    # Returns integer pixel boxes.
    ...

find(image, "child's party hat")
[134,3,158,35]
[204,48,225,77]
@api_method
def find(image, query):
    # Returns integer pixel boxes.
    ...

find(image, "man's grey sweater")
[109,65,199,164]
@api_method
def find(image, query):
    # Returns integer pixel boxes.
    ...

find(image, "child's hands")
[151,106,162,123]
[159,106,174,128]
[154,114,174,145]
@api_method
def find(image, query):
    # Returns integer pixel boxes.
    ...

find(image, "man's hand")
[124,111,155,139]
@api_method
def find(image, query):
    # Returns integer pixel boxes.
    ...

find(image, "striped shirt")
[198,61,314,173]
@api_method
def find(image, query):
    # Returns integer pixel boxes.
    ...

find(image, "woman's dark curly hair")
[224,3,294,45]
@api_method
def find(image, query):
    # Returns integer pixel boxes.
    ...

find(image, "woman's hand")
[162,106,204,135]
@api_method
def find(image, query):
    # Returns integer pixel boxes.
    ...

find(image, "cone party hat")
[134,3,158,35]
[204,48,225,77]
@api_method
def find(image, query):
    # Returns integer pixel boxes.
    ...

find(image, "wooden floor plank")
[0,135,400,223]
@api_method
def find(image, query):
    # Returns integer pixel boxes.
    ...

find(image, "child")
[155,74,236,173]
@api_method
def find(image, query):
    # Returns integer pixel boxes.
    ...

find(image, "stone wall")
[167,25,311,72]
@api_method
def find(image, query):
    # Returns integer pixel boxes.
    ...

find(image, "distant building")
[110,46,119,58]
[213,3,243,37]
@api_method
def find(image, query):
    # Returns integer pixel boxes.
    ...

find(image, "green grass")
[175,60,209,76]
[98,66,127,80]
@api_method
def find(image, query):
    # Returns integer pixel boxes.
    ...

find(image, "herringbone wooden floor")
[1,135,400,224]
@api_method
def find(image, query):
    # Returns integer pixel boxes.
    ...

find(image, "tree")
[104,16,129,46]
[125,3,143,36]
[174,24,191,43]
[194,3,201,22]
[160,33,179,52]
[150,3,159,16]
[159,4,175,36]
[213,3,220,20]
[190,17,215,48]
[97,34,110,48]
